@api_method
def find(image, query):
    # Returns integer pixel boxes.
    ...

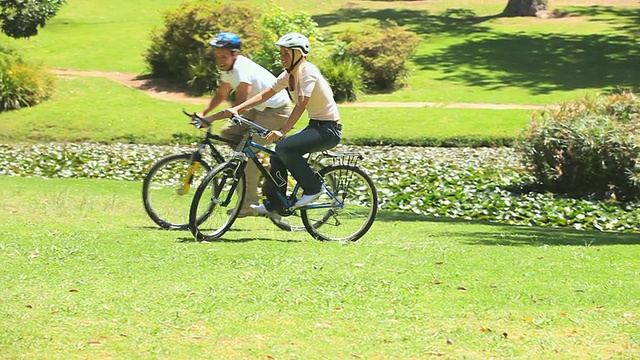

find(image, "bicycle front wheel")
[189,162,246,241]
[142,154,213,230]
[301,165,378,242]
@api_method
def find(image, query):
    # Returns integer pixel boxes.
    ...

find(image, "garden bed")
[1,143,638,232]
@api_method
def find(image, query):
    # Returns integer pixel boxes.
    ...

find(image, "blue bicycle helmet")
[209,32,242,50]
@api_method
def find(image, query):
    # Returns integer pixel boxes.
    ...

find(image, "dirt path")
[50,68,552,110]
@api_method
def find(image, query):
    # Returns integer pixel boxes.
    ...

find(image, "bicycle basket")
[321,151,363,167]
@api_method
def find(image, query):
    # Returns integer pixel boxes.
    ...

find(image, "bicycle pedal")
[278,208,295,217]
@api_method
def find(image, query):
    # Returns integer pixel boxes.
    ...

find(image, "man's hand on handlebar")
[191,117,207,129]
[183,109,212,128]
[190,114,209,129]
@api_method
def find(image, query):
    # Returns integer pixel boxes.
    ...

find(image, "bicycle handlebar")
[230,115,270,138]
[182,109,270,138]
[182,109,212,128]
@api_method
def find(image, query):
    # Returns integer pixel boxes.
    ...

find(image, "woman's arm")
[265,96,309,143]
[280,96,308,135]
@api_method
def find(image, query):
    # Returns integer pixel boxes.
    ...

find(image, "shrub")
[340,21,421,91]
[254,2,325,76]
[0,46,54,111]
[145,0,261,94]
[518,91,640,201]
[144,1,331,94]
[145,1,363,102]
[317,57,363,103]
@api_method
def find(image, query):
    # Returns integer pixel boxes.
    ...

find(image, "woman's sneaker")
[293,191,323,208]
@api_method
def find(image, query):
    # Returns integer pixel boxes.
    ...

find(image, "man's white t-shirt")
[220,55,290,111]
[271,61,340,121]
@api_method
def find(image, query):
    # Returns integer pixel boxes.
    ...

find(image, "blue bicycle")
[188,115,378,241]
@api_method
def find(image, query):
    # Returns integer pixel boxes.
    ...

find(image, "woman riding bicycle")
[207,32,342,216]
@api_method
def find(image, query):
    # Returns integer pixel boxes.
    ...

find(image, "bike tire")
[301,165,378,242]
[189,162,246,241]
[142,153,213,230]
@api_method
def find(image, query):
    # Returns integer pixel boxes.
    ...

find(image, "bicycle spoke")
[142,154,212,230]
[189,163,246,240]
[301,165,377,241]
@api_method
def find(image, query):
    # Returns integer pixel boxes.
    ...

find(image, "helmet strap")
[230,50,239,70]
[287,48,303,73]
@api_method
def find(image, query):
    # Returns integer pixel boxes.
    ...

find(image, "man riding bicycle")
[200,32,292,217]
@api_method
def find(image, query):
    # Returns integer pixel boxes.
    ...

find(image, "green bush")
[0,46,54,111]
[340,21,421,91]
[145,1,367,102]
[318,57,363,103]
[254,2,325,76]
[518,91,640,201]
[145,0,261,94]
[144,1,333,95]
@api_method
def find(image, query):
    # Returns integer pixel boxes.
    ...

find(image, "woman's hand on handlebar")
[222,108,238,118]
[265,130,284,143]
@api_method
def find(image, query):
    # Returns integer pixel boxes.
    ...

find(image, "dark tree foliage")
[0,0,65,38]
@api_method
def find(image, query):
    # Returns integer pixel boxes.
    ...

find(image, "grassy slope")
[0,1,638,145]
[0,76,530,145]
[1,0,637,104]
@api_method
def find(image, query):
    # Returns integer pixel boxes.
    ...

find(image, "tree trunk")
[503,0,548,17]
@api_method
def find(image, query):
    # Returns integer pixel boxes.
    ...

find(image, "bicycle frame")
[179,110,238,195]
[188,114,377,242]
[227,120,344,214]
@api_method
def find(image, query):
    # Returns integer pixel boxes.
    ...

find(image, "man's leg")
[252,106,291,211]
[220,114,256,215]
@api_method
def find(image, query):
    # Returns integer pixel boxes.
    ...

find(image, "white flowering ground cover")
[1,143,639,232]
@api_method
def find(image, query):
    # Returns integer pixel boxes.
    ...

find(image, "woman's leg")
[276,124,341,195]
[262,154,288,212]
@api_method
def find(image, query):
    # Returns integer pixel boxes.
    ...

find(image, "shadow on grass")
[176,236,302,243]
[314,5,640,95]
[560,5,640,36]
[314,7,498,36]
[137,226,302,243]
[175,227,303,244]
[416,32,640,95]
[376,210,640,246]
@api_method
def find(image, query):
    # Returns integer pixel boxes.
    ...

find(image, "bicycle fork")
[213,155,247,207]
[177,150,204,195]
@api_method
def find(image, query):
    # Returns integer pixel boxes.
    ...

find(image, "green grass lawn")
[1,0,638,104]
[0,76,531,145]
[1,176,638,358]
[1,0,638,144]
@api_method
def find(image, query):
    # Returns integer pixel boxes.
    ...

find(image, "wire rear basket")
[319,151,364,200]
[320,151,363,168]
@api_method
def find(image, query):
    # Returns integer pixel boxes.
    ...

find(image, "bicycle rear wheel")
[189,162,246,240]
[142,153,213,229]
[301,165,378,242]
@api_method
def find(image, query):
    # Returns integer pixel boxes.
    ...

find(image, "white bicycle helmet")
[275,32,310,55]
